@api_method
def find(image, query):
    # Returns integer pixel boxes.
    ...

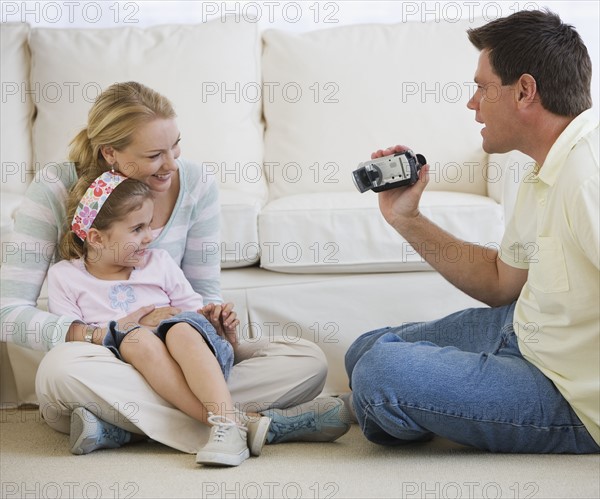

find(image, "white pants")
[35,337,327,453]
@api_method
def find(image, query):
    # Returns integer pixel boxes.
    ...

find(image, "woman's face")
[102,118,181,194]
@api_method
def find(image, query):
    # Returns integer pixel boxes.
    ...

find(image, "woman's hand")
[137,306,182,329]
[67,304,160,343]
[200,302,240,346]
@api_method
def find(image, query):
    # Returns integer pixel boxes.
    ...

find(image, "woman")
[0,81,350,455]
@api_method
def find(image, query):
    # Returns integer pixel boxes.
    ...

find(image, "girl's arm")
[48,260,157,344]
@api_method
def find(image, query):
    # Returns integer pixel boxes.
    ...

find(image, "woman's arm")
[47,261,106,344]
[155,159,223,302]
[1,164,77,351]
[157,249,205,311]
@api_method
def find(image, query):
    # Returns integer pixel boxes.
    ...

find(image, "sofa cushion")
[220,189,261,268]
[28,17,266,202]
[258,190,504,273]
[262,18,487,201]
[27,17,266,268]
[1,23,34,243]
[221,266,486,395]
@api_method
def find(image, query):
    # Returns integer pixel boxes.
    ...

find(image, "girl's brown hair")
[59,175,153,261]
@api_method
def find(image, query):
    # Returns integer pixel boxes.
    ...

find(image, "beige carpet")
[1,408,599,498]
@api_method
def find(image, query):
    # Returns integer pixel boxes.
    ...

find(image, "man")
[344,10,599,453]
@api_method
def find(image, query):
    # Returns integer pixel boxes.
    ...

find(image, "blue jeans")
[345,303,599,453]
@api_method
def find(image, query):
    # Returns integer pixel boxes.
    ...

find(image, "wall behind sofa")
[2,1,598,113]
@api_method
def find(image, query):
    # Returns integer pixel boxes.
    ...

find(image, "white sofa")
[0,17,529,405]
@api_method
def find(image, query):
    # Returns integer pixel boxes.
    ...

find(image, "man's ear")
[516,74,538,107]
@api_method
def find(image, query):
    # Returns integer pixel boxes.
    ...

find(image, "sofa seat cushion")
[258,190,504,273]
[220,189,262,268]
[221,266,486,395]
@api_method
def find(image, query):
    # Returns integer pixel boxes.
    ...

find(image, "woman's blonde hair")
[59,174,153,261]
[68,81,176,178]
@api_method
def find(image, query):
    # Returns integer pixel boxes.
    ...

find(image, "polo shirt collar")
[536,109,599,186]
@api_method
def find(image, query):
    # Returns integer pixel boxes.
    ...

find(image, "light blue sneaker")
[338,392,358,424]
[262,397,351,444]
[69,407,132,455]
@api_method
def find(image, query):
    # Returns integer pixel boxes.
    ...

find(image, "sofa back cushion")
[1,23,34,239]
[262,18,487,200]
[28,17,266,201]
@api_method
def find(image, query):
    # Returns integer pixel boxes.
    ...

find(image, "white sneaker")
[196,414,250,467]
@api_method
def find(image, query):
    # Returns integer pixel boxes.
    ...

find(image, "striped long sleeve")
[1,159,222,351]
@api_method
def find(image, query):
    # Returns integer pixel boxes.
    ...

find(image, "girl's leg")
[162,322,258,466]
[121,325,255,466]
[161,323,237,423]
[119,327,213,424]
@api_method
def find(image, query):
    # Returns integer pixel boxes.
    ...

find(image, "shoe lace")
[207,413,239,443]
[100,425,125,444]
[269,413,315,435]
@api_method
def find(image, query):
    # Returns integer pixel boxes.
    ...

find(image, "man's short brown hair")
[467,10,592,117]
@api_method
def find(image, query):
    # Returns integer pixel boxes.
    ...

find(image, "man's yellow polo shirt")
[500,109,599,445]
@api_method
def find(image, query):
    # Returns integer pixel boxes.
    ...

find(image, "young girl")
[48,170,271,467]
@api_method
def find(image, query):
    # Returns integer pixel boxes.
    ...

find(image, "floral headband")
[71,170,128,241]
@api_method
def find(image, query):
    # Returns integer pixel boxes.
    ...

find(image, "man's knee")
[345,327,394,381]
[351,343,396,404]
[350,336,432,407]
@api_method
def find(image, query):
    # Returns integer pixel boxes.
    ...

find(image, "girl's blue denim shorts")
[103,311,234,380]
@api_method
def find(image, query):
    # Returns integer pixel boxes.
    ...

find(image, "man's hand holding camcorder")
[374,144,430,231]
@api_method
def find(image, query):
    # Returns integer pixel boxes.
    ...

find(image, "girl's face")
[102,119,181,194]
[92,198,155,269]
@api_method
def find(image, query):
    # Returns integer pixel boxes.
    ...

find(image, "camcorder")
[352,150,427,193]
